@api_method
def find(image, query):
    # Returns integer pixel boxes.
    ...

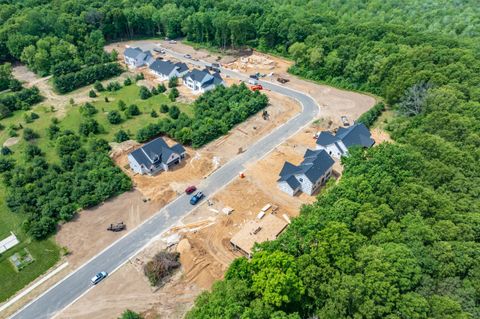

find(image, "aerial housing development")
[0,1,477,319]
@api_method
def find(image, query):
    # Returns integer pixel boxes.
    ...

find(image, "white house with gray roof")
[149,60,189,81]
[277,149,335,196]
[124,47,155,68]
[128,137,186,175]
[183,68,224,94]
[316,123,375,159]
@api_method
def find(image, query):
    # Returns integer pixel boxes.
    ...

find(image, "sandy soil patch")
[3,137,19,147]
[371,128,392,144]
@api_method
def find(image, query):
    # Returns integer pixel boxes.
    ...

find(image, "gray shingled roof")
[124,47,143,59]
[277,149,334,186]
[149,60,177,75]
[124,47,153,64]
[175,62,189,74]
[316,123,374,148]
[129,137,185,168]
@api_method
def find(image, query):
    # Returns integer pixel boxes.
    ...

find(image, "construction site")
[0,40,380,319]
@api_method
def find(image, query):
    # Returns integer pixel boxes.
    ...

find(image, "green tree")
[114,130,130,143]
[168,87,179,101]
[107,110,122,124]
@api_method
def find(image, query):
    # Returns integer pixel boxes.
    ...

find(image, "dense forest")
[0,0,479,317]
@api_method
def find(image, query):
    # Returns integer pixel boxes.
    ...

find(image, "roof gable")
[316,123,374,148]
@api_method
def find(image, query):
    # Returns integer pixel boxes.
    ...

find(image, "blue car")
[190,191,204,205]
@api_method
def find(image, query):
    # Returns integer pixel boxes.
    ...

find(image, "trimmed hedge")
[356,102,386,127]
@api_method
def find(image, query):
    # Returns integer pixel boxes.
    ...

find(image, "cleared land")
[52,40,379,319]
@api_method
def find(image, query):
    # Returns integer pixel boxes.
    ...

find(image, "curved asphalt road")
[9,47,319,319]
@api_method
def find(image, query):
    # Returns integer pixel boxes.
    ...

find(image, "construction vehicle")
[341,115,350,126]
[277,77,289,84]
[250,84,263,91]
[107,222,126,232]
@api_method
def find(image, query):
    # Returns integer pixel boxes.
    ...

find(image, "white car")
[91,271,108,285]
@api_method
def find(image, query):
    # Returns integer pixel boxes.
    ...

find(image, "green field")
[0,82,191,302]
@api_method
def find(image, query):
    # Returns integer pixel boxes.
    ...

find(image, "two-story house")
[128,137,186,175]
[182,69,224,94]
[124,47,155,68]
[277,149,335,196]
[149,60,189,81]
[316,123,375,159]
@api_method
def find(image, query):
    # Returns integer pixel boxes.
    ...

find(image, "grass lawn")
[0,82,193,302]
[62,84,192,141]
[371,109,395,131]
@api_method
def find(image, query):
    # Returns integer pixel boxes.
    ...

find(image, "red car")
[185,186,197,194]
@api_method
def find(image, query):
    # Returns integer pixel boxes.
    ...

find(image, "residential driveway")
[8,47,319,319]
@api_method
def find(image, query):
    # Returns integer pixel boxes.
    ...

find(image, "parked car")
[184,54,192,59]
[91,271,108,285]
[190,191,204,205]
[185,185,197,194]
[169,40,177,44]
[154,48,166,54]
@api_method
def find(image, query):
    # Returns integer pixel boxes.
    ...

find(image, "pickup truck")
[190,191,204,205]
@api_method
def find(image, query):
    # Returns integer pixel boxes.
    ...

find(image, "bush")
[114,130,130,143]
[47,124,60,140]
[151,87,158,95]
[168,105,180,119]
[160,104,169,113]
[0,158,14,172]
[30,112,39,120]
[168,87,179,101]
[157,83,166,93]
[1,146,12,155]
[23,128,39,141]
[8,129,18,137]
[80,102,98,116]
[125,104,140,117]
[0,86,42,119]
[357,102,386,127]
[118,100,126,111]
[107,110,122,124]
[118,310,142,319]
[79,118,101,136]
[94,81,105,92]
[106,81,121,92]
[150,110,158,118]
[139,86,152,100]
[168,76,178,88]
[123,77,132,86]
[143,251,180,286]
[89,90,97,98]
[53,63,122,94]
[25,144,42,159]
[135,73,144,81]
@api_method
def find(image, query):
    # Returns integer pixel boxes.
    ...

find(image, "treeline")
[1,133,132,239]
[136,83,268,148]
[0,86,42,119]
[53,62,123,94]
[356,102,385,128]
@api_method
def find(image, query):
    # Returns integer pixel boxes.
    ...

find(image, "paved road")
[9,45,319,319]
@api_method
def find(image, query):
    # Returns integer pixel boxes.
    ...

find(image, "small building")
[149,60,189,81]
[124,47,155,68]
[230,214,288,258]
[277,149,334,196]
[128,137,186,175]
[316,123,375,158]
[183,68,225,94]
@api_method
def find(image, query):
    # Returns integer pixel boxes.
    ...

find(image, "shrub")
[168,76,178,88]
[151,87,158,95]
[168,88,179,101]
[94,81,105,92]
[160,104,169,113]
[89,90,97,98]
[139,86,152,100]
[135,73,144,81]
[23,128,39,141]
[80,102,98,116]
[106,81,121,92]
[0,158,14,172]
[24,144,42,159]
[107,110,122,124]
[150,110,158,118]
[125,104,140,117]
[1,146,12,155]
[114,130,130,143]
[123,77,132,86]
[47,124,60,140]
[8,129,17,137]
[357,102,386,127]
[157,83,166,93]
[118,310,142,319]
[143,251,180,286]
[79,118,101,136]
[30,112,39,120]
[118,100,127,111]
[168,105,180,119]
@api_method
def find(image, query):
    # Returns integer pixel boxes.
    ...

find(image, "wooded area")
[0,0,479,316]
